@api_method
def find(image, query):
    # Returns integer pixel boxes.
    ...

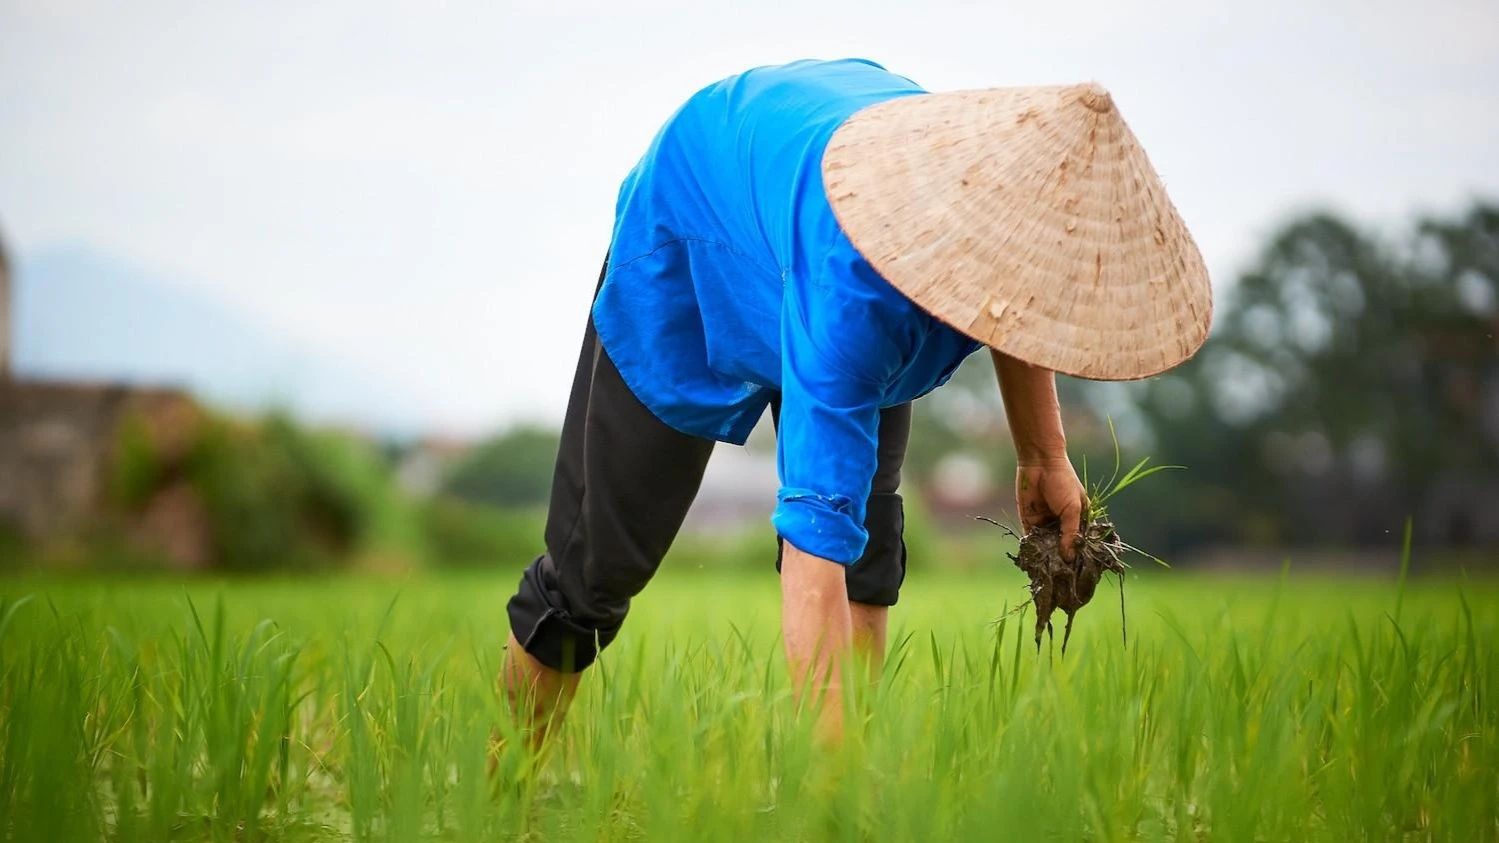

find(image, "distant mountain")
[11,244,427,436]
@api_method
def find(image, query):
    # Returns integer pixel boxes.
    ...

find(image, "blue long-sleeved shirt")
[593,58,982,563]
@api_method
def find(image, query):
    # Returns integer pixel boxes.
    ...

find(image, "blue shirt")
[593,58,983,564]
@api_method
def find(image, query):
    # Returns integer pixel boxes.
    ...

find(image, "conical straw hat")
[823,83,1212,381]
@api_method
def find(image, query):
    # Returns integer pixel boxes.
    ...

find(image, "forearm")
[992,350,1068,462]
[780,542,853,674]
[779,541,852,740]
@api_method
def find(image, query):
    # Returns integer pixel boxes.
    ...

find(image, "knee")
[845,492,906,606]
[506,556,621,672]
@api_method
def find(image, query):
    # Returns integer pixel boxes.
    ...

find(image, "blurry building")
[681,443,778,533]
[393,435,475,497]
[0,229,209,567]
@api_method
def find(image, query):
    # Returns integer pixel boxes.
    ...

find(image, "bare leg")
[849,602,888,676]
[781,543,854,743]
[498,632,581,752]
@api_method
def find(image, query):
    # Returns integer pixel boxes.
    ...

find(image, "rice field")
[0,562,1494,841]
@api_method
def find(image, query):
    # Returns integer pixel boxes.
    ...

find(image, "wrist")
[1014,437,1069,466]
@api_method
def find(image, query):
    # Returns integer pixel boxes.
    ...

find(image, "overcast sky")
[2,0,1496,436]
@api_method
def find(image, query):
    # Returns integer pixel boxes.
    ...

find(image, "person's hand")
[1016,458,1089,562]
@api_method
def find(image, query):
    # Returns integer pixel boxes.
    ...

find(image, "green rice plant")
[0,554,1493,842]
[1078,418,1184,567]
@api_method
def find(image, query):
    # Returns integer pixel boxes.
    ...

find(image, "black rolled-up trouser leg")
[771,397,912,607]
[506,260,716,673]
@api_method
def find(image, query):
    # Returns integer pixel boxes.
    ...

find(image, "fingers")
[1018,500,1040,531]
[1017,466,1088,561]
[1016,473,1038,531]
[1016,472,1032,531]
[1058,499,1083,563]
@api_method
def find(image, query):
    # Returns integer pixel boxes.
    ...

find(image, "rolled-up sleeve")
[771,246,918,564]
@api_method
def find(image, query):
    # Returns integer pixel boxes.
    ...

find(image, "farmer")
[501,58,1211,739]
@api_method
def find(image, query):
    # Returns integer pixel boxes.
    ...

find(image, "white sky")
[2,0,1496,436]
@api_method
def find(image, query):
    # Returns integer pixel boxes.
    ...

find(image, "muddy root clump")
[1010,519,1129,654]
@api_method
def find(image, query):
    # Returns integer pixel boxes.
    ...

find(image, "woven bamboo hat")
[823,83,1212,381]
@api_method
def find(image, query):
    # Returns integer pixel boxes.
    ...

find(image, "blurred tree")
[97,409,428,571]
[441,425,559,509]
[1142,203,1498,550]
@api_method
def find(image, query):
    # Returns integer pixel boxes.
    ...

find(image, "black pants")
[506,260,912,672]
